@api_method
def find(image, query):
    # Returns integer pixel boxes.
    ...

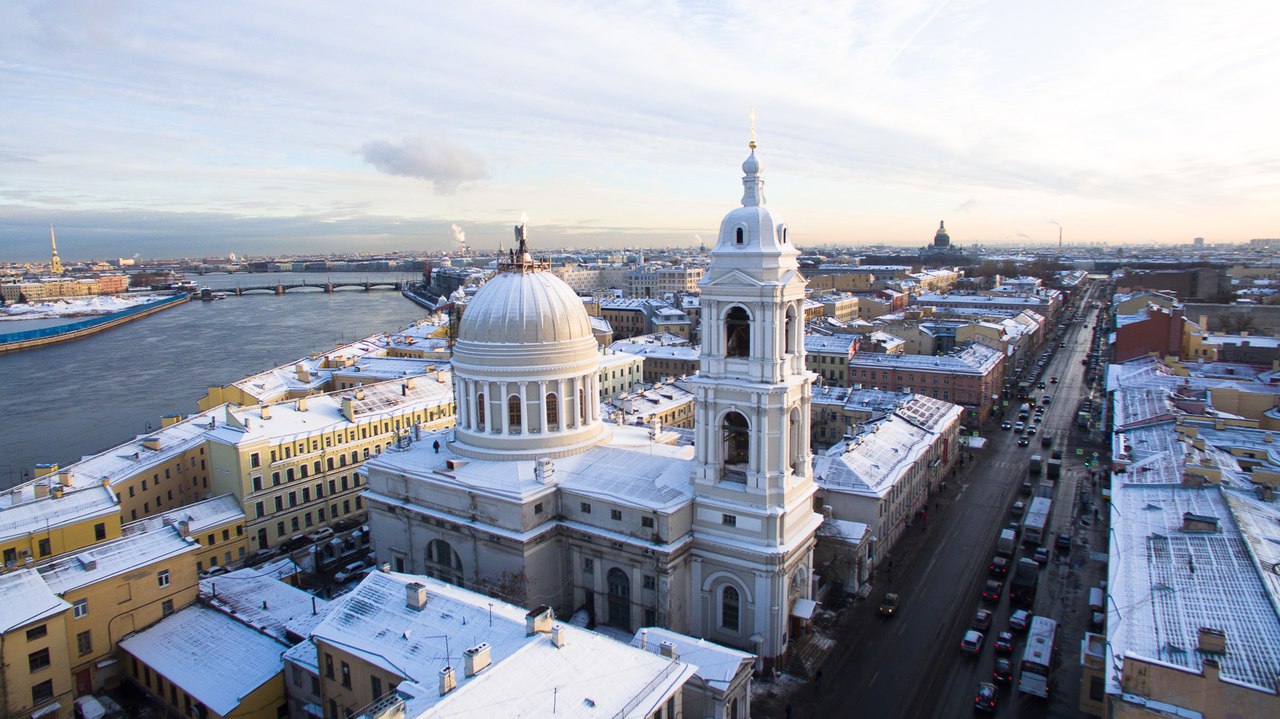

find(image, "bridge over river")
[208,279,407,296]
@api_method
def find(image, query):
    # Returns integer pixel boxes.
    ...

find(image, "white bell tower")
[688,139,822,672]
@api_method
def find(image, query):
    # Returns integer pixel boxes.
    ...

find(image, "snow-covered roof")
[1107,484,1280,694]
[630,627,753,687]
[814,398,960,498]
[804,335,857,354]
[0,568,70,632]
[119,605,285,717]
[0,483,118,542]
[201,568,329,643]
[122,493,243,537]
[40,525,197,594]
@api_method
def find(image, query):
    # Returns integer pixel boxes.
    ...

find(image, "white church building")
[363,141,823,671]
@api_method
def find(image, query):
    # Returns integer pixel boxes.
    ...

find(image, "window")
[253,476,263,491]
[157,570,170,588]
[32,679,54,705]
[534,502,544,515]
[324,653,334,679]
[28,647,51,672]
[250,452,260,468]
[77,629,92,656]
[94,522,107,540]
[291,517,300,531]
[641,516,654,529]
[721,514,737,527]
[725,306,751,356]
[735,226,745,245]
[371,676,382,700]
[26,624,47,641]
[643,575,656,590]
[583,557,594,572]
[38,538,51,557]
[272,471,281,486]
[610,509,622,521]
[255,501,265,518]
[73,598,88,618]
[274,497,283,512]
[721,585,740,631]
[341,661,351,689]
[507,395,522,430]
[546,393,559,429]
[162,599,174,616]
[580,502,591,514]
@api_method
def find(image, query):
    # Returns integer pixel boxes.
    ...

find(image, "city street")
[773,289,1106,718]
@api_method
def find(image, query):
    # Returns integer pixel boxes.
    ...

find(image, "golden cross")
[748,107,757,148]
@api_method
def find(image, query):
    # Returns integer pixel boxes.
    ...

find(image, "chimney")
[161,414,182,428]
[342,397,356,422]
[525,605,554,635]
[551,623,566,648]
[658,641,678,659]
[1202,657,1220,682]
[56,470,72,487]
[639,629,648,650]
[33,463,59,478]
[438,666,456,696]
[1182,512,1220,533]
[405,582,428,611]
[297,397,308,412]
[34,482,49,499]
[463,642,491,676]
[355,388,366,401]
[52,486,64,500]
[174,519,190,537]
[295,364,310,382]
[261,405,272,420]
[142,436,161,451]
[1197,627,1227,655]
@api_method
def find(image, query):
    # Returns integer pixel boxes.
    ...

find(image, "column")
[484,381,495,433]
[458,379,470,430]
[518,382,529,435]
[537,380,548,432]
[501,382,512,435]
[557,378,567,431]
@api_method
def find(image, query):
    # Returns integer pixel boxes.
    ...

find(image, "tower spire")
[49,224,63,275]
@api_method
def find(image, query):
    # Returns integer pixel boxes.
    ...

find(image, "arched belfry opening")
[722,411,750,482]
[725,306,751,357]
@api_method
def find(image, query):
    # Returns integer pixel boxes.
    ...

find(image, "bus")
[1023,496,1053,545]
[1018,616,1058,698]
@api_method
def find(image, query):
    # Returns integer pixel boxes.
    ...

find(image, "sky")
[2,0,1278,261]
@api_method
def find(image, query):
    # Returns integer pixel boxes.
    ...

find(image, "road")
[799,288,1104,719]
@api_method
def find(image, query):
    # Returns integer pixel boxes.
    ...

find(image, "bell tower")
[688,139,822,671]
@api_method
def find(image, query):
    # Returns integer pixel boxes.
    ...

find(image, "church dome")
[458,270,593,345]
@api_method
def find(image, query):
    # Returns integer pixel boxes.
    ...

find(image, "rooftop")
[201,565,329,642]
[40,525,197,594]
[0,568,70,632]
[0,483,118,544]
[122,493,243,538]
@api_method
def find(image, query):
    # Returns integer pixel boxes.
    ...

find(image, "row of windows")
[266,497,362,538]
[577,502,656,529]
[253,476,362,517]
[263,409,447,467]
[253,451,381,491]
[123,476,211,521]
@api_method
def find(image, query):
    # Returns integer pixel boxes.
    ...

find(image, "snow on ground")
[0,294,162,320]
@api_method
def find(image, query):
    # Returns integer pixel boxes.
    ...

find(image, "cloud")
[359,136,487,193]
[954,198,980,213]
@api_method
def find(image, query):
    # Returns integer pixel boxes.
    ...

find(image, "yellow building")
[0,482,120,571]
[39,525,200,696]
[0,570,74,719]
[122,494,248,575]
[205,377,455,551]
[120,605,287,719]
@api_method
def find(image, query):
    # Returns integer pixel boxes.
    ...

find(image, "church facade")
[363,142,821,670]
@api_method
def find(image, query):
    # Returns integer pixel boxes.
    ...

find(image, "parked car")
[305,527,335,542]
[198,565,229,580]
[252,547,281,562]
[982,580,1003,603]
[989,557,1009,577]
[878,592,900,617]
[974,681,998,712]
[334,559,370,583]
[1020,482,1033,496]
[1009,609,1032,632]
[993,657,1014,685]
[1056,532,1073,554]
[961,630,985,655]
[994,631,1015,655]
[972,608,994,631]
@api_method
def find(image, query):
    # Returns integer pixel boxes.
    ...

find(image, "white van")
[74,697,107,719]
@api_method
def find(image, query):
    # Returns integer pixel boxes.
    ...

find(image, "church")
[363,140,823,671]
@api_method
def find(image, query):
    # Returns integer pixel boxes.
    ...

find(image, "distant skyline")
[2,1,1278,262]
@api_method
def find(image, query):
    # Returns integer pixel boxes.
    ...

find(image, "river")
[0,273,428,488]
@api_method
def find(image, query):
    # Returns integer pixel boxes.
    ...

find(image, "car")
[252,547,281,562]
[974,681,998,712]
[198,565,230,579]
[1013,421,1025,433]
[1017,436,1030,447]
[972,608,994,631]
[1020,482,1033,495]
[961,630,985,655]
[993,657,1014,685]
[994,631,1015,655]
[305,527,335,542]
[1009,609,1032,632]
[989,557,1009,577]
[1050,376,1059,383]
[1041,435,1053,448]
[878,592,900,617]
[982,580,1003,603]
[1042,395,1053,405]
[334,559,370,583]
[1037,382,1046,389]
[1012,499,1026,513]
[1033,545,1052,564]
[1001,421,1012,430]
[1056,532,1073,554]
[1026,425,1037,436]
[1007,521,1021,536]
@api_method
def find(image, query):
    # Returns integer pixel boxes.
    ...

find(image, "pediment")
[701,270,764,288]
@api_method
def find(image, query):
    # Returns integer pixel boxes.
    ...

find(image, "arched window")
[728,698,740,719]
[789,407,804,475]
[735,227,745,245]
[545,393,559,430]
[476,392,486,429]
[725,306,751,357]
[721,585,740,632]
[607,568,631,631]
[425,538,463,584]
[722,411,750,482]
[784,305,797,355]
[508,395,522,431]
